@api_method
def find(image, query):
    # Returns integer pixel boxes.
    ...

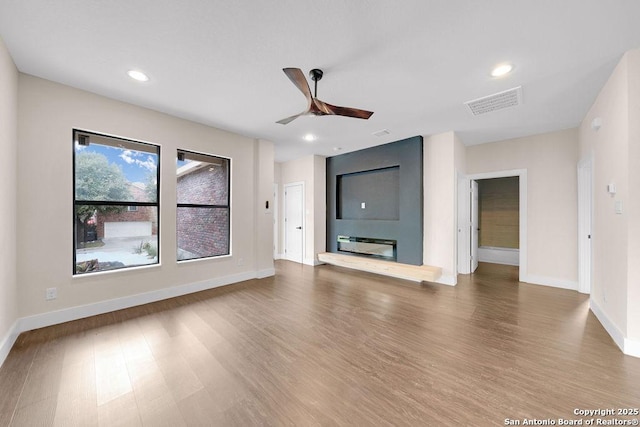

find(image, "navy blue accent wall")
[326,136,423,265]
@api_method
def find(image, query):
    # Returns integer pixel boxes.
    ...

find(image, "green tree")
[144,172,158,202]
[75,151,131,245]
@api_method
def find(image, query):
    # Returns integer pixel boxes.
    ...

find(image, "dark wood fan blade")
[317,99,374,120]
[279,68,372,123]
[276,111,307,125]
[283,68,312,103]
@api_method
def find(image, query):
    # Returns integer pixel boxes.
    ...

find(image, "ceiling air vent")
[464,86,522,116]
[373,129,390,137]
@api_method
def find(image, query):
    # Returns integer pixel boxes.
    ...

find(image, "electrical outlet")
[237,257,244,266]
[45,287,57,301]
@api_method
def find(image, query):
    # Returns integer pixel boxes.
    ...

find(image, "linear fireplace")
[337,235,397,261]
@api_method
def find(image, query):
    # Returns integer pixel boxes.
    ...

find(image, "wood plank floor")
[1,261,639,426]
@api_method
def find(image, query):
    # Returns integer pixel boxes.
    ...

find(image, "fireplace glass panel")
[337,236,397,261]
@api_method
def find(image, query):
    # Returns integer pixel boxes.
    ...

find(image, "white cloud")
[119,149,156,171]
[119,150,135,164]
[135,155,157,171]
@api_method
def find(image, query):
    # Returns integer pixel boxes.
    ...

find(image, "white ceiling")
[1,1,640,162]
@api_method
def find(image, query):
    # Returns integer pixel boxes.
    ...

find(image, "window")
[176,150,230,261]
[73,130,160,274]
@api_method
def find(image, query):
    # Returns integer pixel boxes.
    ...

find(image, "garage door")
[104,222,152,238]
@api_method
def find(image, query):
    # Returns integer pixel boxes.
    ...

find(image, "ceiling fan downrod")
[309,68,323,98]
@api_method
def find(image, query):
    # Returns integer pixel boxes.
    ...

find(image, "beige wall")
[627,51,640,342]
[255,139,275,276]
[17,75,272,318]
[454,132,467,179]
[274,162,283,256]
[313,155,327,260]
[0,38,18,355]
[580,48,640,349]
[453,132,467,276]
[424,132,458,284]
[279,155,326,265]
[579,53,629,334]
[467,128,579,286]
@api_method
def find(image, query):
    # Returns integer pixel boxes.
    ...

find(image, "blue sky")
[76,143,158,184]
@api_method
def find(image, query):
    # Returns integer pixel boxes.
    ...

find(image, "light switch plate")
[361,202,366,209]
[615,200,623,214]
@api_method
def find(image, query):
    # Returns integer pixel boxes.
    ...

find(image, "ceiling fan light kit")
[276,67,374,125]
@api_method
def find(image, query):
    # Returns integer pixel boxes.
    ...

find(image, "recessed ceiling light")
[303,133,316,142]
[333,147,342,151]
[127,70,149,82]
[490,63,513,78]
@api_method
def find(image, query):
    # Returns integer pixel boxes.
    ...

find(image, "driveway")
[76,235,158,266]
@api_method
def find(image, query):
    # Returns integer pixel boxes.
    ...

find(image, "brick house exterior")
[177,158,230,259]
[96,182,158,238]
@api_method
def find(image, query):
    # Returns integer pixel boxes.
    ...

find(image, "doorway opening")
[476,176,520,267]
[457,169,527,281]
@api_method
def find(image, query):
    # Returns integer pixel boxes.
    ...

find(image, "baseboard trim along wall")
[590,298,640,358]
[435,275,456,286]
[0,269,273,368]
[590,298,625,354]
[257,268,276,279]
[625,338,640,358]
[0,320,20,370]
[522,274,578,291]
[478,247,519,266]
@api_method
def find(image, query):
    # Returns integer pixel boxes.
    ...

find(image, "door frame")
[471,179,479,273]
[577,155,593,294]
[284,181,305,264]
[457,169,528,282]
[273,183,279,259]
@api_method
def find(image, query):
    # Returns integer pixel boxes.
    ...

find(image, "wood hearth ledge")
[317,252,441,283]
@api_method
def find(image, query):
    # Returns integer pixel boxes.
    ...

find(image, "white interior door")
[578,158,593,294]
[457,177,471,274]
[471,180,479,273]
[284,183,304,263]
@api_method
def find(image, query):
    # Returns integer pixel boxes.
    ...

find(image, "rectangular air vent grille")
[464,86,522,116]
[373,129,390,137]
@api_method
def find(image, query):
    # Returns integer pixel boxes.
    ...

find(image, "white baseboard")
[304,258,323,266]
[589,298,625,353]
[257,268,275,279]
[0,320,20,369]
[478,247,519,266]
[435,275,457,286]
[274,253,284,260]
[625,338,640,358]
[521,274,578,291]
[589,298,640,358]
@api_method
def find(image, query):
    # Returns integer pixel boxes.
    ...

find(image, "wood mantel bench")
[317,252,441,283]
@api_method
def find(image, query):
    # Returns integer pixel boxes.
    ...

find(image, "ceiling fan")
[276,68,374,125]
